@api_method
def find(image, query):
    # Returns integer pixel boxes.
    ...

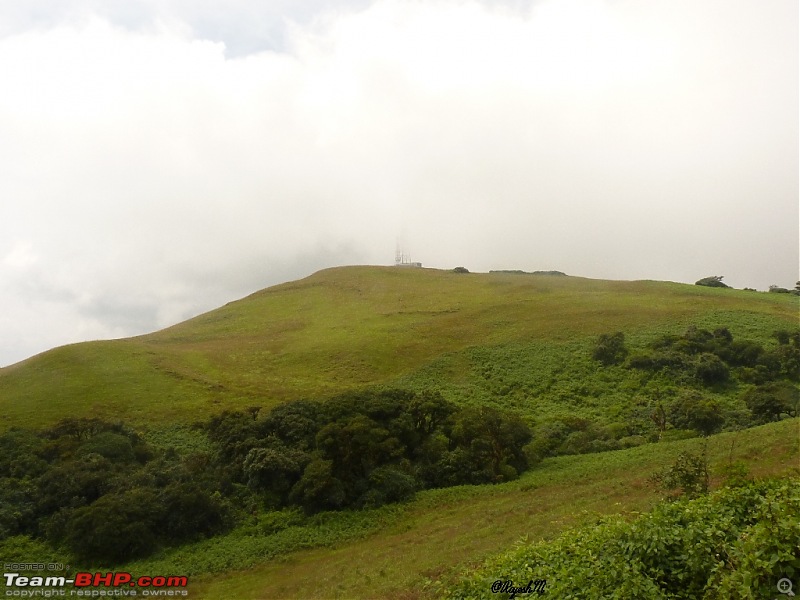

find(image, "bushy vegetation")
[0,418,231,566]
[519,326,799,458]
[695,275,730,288]
[622,326,799,387]
[0,391,532,566]
[425,324,799,463]
[206,390,532,514]
[446,476,800,599]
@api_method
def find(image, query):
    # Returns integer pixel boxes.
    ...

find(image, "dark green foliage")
[157,482,229,543]
[0,428,48,479]
[36,453,117,514]
[243,444,309,503]
[0,416,232,567]
[206,410,261,467]
[621,325,797,394]
[361,465,418,508]
[452,266,470,273]
[723,339,764,367]
[0,477,37,538]
[289,458,346,513]
[77,431,137,463]
[743,381,799,423]
[448,406,531,483]
[527,416,631,458]
[409,391,456,436]
[693,352,729,385]
[592,332,628,365]
[773,333,800,381]
[668,392,724,436]
[207,390,531,514]
[448,477,800,600]
[695,275,730,288]
[63,487,162,564]
[260,400,325,451]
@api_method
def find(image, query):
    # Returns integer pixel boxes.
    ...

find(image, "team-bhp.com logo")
[4,572,188,597]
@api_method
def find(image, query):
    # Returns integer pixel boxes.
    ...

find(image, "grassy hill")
[0,265,797,599]
[1,265,797,430]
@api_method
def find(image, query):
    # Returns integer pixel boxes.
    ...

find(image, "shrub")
[695,275,729,288]
[694,352,729,385]
[593,332,628,366]
[446,478,800,600]
[649,449,709,499]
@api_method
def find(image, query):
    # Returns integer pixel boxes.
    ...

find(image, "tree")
[36,454,116,514]
[359,465,418,508]
[449,407,532,483]
[63,487,162,564]
[408,391,456,437]
[669,392,724,436]
[77,431,136,463]
[243,444,309,502]
[289,459,346,513]
[694,353,729,385]
[261,400,324,451]
[695,276,729,288]
[157,482,229,542]
[743,382,798,423]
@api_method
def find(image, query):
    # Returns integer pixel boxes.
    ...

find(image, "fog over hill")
[0,0,796,367]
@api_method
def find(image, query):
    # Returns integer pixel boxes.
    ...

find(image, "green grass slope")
[184,418,798,599]
[1,266,796,430]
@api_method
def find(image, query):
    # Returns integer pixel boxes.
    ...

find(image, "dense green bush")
[208,391,532,513]
[593,332,628,366]
[446,477,800,599]
[649,449,709,499]
[743,381,799,423]
[695,275,730,288]
[0,417,232,566]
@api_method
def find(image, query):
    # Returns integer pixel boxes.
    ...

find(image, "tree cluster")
[206,390,533,514]
[588,327,799,440]
[593,326,799,387]
[0,418,230,565]
[0,392,532,566]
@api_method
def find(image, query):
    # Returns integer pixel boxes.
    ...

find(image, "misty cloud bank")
[0,0,797,366]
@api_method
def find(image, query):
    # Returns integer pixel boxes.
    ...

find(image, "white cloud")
[0,0,796,366]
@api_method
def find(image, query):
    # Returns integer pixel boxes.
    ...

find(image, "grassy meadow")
[1,266,796,430]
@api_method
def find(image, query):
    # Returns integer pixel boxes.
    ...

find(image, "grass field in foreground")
[186,418,798,599]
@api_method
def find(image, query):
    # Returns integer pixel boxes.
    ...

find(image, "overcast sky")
[0,0,797,367]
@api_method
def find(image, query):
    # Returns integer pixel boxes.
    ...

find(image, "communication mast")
[394,240,422,268]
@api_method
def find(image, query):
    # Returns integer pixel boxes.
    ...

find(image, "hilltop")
[0,265,797,599]
[0,265,797,430]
